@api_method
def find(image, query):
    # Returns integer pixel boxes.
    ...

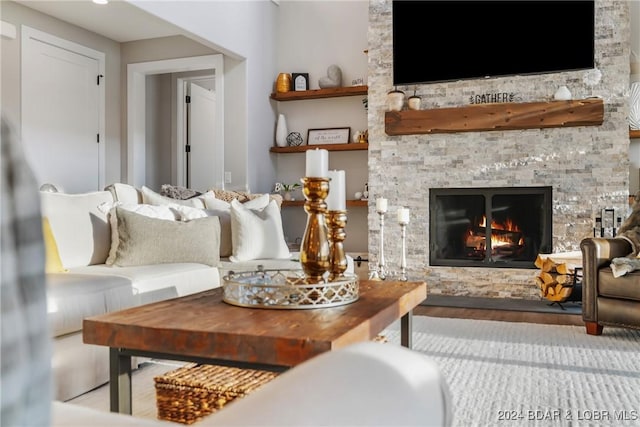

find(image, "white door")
[21,27,105,193]
[187,82,218,192]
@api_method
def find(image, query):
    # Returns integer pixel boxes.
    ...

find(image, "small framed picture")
[307,127,351,145]
[292,73,309,91]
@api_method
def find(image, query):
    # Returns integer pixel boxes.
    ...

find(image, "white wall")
[129,0,279,193]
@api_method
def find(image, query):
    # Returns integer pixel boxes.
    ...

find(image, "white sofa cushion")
[229,199,291,262]
[40,191,114,268]
[46,273,134,337]
[111,208,221,267]
[68,263,220,304]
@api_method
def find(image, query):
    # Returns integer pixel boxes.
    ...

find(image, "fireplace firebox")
[429,187,552,268]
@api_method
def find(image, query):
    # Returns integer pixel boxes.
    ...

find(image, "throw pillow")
[102,203,180,265]
[198,194,271,257]
[229,198,291,262]
[111,207,221,267]
[141,185,216,209]
[42,217,67,273]
[210,188,284,208]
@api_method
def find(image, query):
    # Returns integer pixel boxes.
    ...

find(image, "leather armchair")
[580,237,640,335]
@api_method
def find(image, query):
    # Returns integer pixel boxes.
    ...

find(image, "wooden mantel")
[385,98,604,135]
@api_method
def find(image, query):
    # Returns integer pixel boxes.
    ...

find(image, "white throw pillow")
[104,203,179,265]
[229,198,291,262]
[141,185,216,209]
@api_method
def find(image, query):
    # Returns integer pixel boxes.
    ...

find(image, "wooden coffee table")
[83,279,426,414]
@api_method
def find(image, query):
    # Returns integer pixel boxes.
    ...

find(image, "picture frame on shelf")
[307,127,351,145]
[292,73,310,91]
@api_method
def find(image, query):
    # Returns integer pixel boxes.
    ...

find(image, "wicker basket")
[154,363,279,424]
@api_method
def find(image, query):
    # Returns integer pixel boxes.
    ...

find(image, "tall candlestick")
[305,149,328,178]
[326,170,346,211]
[376,197,388,213]
[300,177,331,282]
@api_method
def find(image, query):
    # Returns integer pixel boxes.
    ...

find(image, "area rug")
[69,316,640,427]
[384,317,640,427]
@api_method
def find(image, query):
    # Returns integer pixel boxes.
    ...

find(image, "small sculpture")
[319,65,342,88]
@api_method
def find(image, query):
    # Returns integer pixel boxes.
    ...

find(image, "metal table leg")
[401,309,413,348]
[109,347,132,414]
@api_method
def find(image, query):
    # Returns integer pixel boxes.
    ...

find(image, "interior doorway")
[127,55,224,190]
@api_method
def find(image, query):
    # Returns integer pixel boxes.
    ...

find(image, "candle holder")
[326,210,348,281]
[398,221,408,281]
[369,210,387,280]
[300,177,331,283]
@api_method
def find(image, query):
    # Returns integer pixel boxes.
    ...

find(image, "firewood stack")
[534,254,578,302]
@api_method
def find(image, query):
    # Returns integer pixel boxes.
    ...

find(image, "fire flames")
[465,214,525,258]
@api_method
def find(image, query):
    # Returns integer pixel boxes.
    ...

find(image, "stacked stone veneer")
[367,0,631,299]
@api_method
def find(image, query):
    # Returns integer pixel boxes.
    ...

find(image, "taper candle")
[326,170,346,211]
[376,197,388,213]
[305,148,328,178]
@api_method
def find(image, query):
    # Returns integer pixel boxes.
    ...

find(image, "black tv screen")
[392,1,595,85]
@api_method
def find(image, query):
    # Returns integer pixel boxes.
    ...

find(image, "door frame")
[21,25,106,189]
[127,54,224,188]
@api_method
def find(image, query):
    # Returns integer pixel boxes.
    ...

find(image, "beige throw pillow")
[229,199,291,262]
[111,207,221,267]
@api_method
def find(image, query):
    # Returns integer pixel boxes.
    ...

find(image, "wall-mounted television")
[392,1,595,86]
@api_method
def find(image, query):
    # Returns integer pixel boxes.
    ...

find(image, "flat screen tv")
[392,1,595,86]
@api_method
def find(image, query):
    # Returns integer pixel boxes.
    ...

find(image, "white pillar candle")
[326,170,346,211]
[397,207,410,224]
[305,148,328,178]
[376,197,388,213]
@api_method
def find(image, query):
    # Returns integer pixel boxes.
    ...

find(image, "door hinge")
[185,145,191,153]
[97,74,104,85]
[96,134,100,143]
[185,95,191,103]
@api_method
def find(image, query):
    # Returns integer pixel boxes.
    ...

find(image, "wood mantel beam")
[385,98,604,135]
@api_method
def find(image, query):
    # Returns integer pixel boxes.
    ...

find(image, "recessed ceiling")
[14,0,185,43]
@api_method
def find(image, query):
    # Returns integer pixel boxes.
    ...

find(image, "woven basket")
[154,363,279,424]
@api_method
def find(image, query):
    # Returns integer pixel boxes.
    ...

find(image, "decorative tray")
[222,268,359,309]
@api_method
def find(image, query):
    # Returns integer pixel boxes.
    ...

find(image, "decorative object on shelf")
[362,182,369,199]
[275,114,288,147]
[222,268,358,309]
[553,85,572,101]
[387,88,405,111]
[358,130,368,144]
[407,88,421,110]
[352,131,362,143]
[630,82,640,130]
[286,131,303,146]
[292,73,309,91]
[354,191,363,200]
[397,207,410,281]
[362,97,368,111]
[307,127,350,145]
[281,182,301,201]
[370,197,388,281]
[469,92,516,104]
[276,73,291,93]
[351,77,364,86]
[318,65,342,88]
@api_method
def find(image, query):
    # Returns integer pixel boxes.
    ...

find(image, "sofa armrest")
[580,237,633,322]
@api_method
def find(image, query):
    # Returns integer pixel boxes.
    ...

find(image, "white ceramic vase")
[630,82,640,130]
[275,114,288,147]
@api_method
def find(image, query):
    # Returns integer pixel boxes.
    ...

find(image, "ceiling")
[14,0,185,43]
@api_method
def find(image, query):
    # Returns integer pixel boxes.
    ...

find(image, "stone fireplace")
[366,0,631,299]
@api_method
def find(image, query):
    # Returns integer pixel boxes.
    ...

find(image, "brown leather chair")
[580,237,640,335]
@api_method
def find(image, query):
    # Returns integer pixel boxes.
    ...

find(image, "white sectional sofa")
[41,183,339,401]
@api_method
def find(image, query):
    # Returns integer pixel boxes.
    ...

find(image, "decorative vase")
[630,82,640,130]
[387,90,405,111]
[275,114,288,147]
[276,73,291,93]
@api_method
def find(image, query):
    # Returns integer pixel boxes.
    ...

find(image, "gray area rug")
[69,316,640,426]
[384,317,640,427]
